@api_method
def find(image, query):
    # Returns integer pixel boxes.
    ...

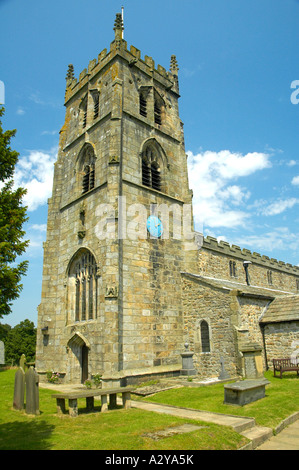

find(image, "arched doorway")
[81,344,89,384]
[67,332,90,384]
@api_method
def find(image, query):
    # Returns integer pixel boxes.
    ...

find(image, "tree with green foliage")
[3,319,36,365]
[0,322,11,342]
[0,106,29,318]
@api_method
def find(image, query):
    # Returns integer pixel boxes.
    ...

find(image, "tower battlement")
[203,235,299,274]
[65,13,179,104]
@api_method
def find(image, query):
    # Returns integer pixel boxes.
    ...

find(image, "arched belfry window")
[82,164,95,193]
[78,144,96,194]
[141,141,164,192]
[67,249,98,323]
[154,90,165,125]
[200,320,210,353]
[80,95,88,128]
[139,91,147,117]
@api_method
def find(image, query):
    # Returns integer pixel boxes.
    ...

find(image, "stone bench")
[52,387,132,417]
[224,379,270,406]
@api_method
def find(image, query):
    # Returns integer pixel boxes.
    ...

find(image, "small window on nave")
[200,320,210,353]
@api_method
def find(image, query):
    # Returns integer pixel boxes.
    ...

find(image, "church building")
[36,13,299,385]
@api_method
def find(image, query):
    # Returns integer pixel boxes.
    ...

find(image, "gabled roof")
[259,295,299,323]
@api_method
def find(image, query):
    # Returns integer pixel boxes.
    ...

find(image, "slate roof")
[259,295,299,323]
[181,272,294,299]
[182,272,299,324]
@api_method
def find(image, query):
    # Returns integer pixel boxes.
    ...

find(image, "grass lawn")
[0,369,248,451]
[140,371,299,429]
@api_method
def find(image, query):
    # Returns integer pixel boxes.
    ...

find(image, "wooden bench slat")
[273,358,299,378]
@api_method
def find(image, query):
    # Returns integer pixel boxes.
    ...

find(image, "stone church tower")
[36,13,196,384]
[37,13,299,385]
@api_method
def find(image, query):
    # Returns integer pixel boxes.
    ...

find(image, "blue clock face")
[146,216,163,238]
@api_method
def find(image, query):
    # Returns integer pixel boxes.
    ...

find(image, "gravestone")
[224,379,270,406]
[25,367,40,415]
[13,367,25,410]
[0,340,5,364]
[240,343,263,379]
[20,353,26,371]
[180,342,197,376]
[218,356,230,381]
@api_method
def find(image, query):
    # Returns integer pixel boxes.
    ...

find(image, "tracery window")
[139,91,147,117]
[91,90,99,119]
[68,249,98,323]
[79,144,96,194]
[154,91,164,125]
[80,96,88,128]
[82,164,95,193]
[141,143,162,191]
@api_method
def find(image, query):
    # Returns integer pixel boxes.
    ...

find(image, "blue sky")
[1,0,299,326]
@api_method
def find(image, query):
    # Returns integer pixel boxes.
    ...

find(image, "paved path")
[131,400,299,450]
[257,419,299,450]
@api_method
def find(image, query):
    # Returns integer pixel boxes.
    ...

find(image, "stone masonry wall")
[264,321,299,365]
[197,237,299,293]
[182,277,238,379]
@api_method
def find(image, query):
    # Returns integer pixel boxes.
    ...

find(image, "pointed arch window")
[78,144,96,194]
[91,89,100,120]
[68,249,98,323]
[80,96,88,128]
[139,91,147,117]
[141,142,162,192]
[154,90,164,125]
[82,164,95,193]
[200,320,210,353]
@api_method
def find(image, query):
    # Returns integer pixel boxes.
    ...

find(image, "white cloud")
[292,175,299,185]
[187,149,271,229]
[41,130,58,136]
[234,227,299,255]
[259,198,299,216]
[287,160,297,167]
[14,147,57,211]
[29,91,60,108]
[16,107,25,115]
[30,224,47,232]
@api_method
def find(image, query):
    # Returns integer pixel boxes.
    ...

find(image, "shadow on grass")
[0,420,55,450]
[70,404,123,416]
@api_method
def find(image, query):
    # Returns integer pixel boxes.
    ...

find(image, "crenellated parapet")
[202,235,299,275]
[64,12,180,104]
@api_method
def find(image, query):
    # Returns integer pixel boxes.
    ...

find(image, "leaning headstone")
[13,367,25,410]
[25,367,40,415]
[0,340,5,364]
